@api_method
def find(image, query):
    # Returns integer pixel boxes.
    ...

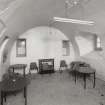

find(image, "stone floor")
[2,71,105,105]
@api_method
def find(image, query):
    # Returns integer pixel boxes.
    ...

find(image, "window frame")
[16,38,26,57]
[62,40,70,56]
[94,35,102,51]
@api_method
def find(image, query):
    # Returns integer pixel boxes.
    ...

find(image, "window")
[94,35,102,51]
[16,39,26,57]
[62,40,70,56]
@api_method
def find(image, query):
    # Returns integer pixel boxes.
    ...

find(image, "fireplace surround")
[39,59,54,74]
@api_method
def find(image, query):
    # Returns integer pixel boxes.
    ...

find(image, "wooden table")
[1,76,30,105]
[9,64,27,77]
[75,67,96,89]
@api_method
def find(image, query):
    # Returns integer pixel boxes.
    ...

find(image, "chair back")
[60,60,67,67]
[70,61,90,71]
[30,62,38,70]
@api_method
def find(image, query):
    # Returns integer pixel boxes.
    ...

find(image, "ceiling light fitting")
[65,0,90,7]
[52,0,94,25]
[54,17,94,25]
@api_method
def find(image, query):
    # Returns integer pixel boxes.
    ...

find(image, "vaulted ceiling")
[0,0,105,39]
[0,0,15,12]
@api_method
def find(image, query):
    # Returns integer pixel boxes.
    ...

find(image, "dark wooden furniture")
[1,76,30,105]
[69,61,85,82]
[39,59,54,74]
[77,67,96,89]
[70,61,96,89]
[59,60,68,73]
[29,62,38,74]
[9,64,27,77]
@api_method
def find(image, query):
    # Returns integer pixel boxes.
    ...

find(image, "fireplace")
[39,59,54,74]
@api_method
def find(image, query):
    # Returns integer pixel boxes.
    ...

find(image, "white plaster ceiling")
[0,0,105,38]
[0,0,16,12]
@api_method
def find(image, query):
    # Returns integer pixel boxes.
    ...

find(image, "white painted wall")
[75,34,94,56]
[76,33,105,80]
[10,27,75,74]
[0,38,9,80]
[6,26,105,81]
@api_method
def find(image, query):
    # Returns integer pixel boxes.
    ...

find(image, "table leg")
[1,91,3,105]
[93,72,96,88]
[4,92,6,102]
[24,87,27,105]
[23,67,25,77]
[75,71,76,84]
[83,74,86,89]
[13,67,14,73]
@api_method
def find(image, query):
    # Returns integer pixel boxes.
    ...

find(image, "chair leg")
[37,68,39,73]
[59,67,63,73]
[29,70,31,75]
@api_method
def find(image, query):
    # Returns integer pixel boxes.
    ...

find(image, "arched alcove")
[9,26,75,73]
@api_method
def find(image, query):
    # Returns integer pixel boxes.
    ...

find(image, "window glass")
[62,40,70,56]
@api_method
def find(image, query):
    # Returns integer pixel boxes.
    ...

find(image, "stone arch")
[3,26,80,64]
[0,26,80,78]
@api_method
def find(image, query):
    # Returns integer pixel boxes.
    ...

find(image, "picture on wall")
[16,38,26,57]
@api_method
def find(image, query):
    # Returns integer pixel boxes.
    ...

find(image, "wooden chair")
[29,62,38,74]
[59,60,68,73]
